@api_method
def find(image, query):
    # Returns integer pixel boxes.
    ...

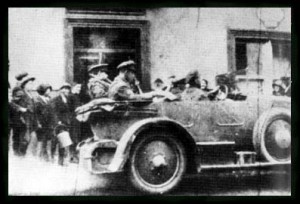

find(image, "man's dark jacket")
[50,94,73,128]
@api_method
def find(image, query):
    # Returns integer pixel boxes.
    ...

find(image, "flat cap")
[60,82,71,90]
[12,86,25,97]
[20,75,35,88]
[117,60,136,71]
[15,72,29,81]
[154,78,164,84]
[37,83,52,95]
[88,64,108,73]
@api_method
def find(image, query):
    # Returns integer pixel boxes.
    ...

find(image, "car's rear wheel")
[253,108,291,163]
[128,131,186,194]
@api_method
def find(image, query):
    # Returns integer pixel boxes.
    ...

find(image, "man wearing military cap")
[87,63,112,99]
[109,60,163,101]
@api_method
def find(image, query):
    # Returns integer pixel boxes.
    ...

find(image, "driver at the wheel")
[108,60,166,101]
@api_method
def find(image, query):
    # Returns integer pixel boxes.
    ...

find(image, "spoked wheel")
[253,108,291,163]
[128,132,186,194]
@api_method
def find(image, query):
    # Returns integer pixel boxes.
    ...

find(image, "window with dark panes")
[73,27,141,84]
[228,30,291,96]
[272,40,291,78]
[235,38,290,77]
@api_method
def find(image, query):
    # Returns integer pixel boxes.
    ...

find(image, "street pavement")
[8,154,291,196]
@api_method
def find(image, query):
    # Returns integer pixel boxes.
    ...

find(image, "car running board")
[199,161,291,173]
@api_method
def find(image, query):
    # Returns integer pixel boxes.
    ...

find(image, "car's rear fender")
[107,117,199,174]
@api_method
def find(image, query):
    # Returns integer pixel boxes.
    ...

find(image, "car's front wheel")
[128,131,187,194]
[253,108,291,163]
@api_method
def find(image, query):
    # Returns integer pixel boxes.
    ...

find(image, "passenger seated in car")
[200,79,212,92]
[272,79,286,96]
[108,60,166,101]
[208,72,246,101]
[152,78,167,91]
[164,75,185,100]
[87,63,111,99]
[207,85,231,101]
[181,70,208,101]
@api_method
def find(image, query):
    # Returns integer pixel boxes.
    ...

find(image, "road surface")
[8,154,291,196]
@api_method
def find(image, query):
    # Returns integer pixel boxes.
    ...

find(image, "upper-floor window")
[235,38,290,77]
[228,30,291,96]
[228,30,291,78]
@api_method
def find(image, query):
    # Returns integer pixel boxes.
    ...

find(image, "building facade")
[9,8,291,95]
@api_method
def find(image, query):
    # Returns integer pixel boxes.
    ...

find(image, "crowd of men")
[8,60,163,166]
[8,59,291,166]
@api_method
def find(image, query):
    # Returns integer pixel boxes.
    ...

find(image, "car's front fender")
[107,117,198,173]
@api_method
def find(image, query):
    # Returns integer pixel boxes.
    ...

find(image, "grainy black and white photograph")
[8,7,291,196]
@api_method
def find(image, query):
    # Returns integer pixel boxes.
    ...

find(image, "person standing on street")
[10,86,28,156]
[50,83,73,166]
[35,84,53,161]
[11,75,38,157]
[68,83,84,163]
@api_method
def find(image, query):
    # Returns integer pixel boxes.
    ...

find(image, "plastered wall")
[9,8,66,90]
[147,8,291,88]
[8,8,290,91]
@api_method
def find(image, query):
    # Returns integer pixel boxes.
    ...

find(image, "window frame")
[64,17,151,91]
[227,29,291,76]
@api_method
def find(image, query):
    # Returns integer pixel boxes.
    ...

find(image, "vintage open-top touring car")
[75,91,291,194]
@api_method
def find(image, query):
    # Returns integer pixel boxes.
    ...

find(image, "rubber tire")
[128,131,187,194]
[253,108,291,163]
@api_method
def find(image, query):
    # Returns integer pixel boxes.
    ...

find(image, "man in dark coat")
[68,84,84,163]
[35,84,53,161]
[50,83,73,165]
[10,75,38,156]
[10,86,28,156]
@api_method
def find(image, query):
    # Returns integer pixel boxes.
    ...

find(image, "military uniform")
[108,75,135,101]
[108,60,137,101]
[87,77,110,99]
[87,64,111,99]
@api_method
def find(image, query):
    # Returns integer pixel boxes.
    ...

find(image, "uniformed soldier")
[87,63,112,99]
[108,60,162,101]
